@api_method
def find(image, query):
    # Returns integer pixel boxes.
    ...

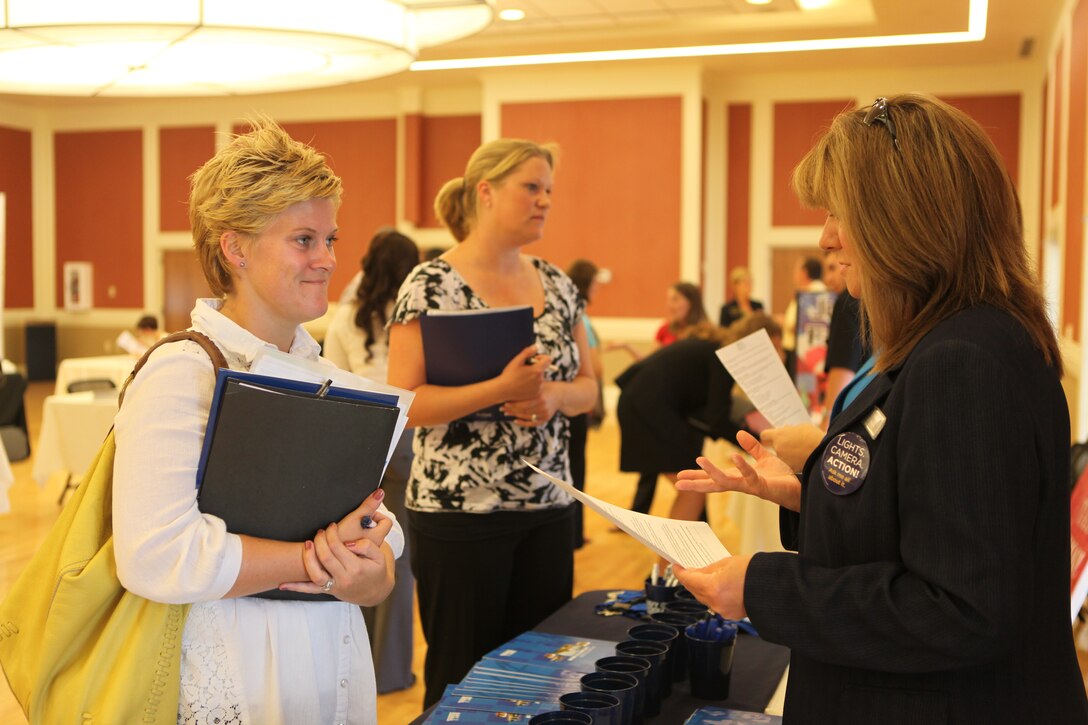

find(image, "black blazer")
[745,306,1088,725]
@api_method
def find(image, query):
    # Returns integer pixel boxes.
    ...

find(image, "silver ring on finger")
[323,577,335,592]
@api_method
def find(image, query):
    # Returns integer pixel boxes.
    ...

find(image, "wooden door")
[770,247,822,315]
[162,250,213,333]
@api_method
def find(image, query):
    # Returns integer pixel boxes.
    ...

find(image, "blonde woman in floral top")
[388,139,597,707]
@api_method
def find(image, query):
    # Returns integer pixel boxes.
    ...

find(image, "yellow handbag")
[0,331,226,724]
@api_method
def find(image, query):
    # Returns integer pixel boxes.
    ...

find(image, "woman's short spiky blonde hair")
[189,120,342,296]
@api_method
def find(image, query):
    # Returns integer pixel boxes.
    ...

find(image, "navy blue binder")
[196,368,400,601]
[420,305,535,422]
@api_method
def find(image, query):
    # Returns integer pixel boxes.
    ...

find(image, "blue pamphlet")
[481,631,617,672]
[683,707,783,724]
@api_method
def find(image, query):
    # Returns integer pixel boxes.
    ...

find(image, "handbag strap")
[117,330,228,408]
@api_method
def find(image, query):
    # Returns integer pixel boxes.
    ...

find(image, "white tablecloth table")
[32,391,119,488]
[54,354,138,396]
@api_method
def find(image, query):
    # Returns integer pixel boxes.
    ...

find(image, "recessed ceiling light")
[499,9,526,21]
[745,0,774,5]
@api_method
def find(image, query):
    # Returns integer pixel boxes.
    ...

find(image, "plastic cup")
[614,640,667,717]
[595,655,651,725]
[684,619,738,700]
[559,690,621,725]
[580,671,639,725]
[649,611,700,681]
[644,576,678,614]
[626,623,678,699]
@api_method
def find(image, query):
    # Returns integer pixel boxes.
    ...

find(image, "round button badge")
[821,432,870,495]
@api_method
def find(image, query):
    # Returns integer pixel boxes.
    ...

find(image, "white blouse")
[323,300,392,384]
[113,298,403,725]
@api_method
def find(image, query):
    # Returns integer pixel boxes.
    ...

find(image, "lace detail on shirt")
[178,603,245,725]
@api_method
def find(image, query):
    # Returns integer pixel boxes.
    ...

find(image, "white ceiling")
[412,0,1064,76]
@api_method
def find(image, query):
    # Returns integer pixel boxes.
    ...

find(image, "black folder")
[196,369,400,601]
[420,305,535,422]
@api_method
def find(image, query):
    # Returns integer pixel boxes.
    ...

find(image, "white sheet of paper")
[251,347,414,473]
[716,328,810,428]
[524,460,730,568]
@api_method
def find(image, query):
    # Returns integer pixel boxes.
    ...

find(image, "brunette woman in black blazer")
[674,94,1088,724]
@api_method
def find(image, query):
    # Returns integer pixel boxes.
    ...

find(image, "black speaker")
[25,322,57,381]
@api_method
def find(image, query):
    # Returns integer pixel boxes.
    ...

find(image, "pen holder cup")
[644,577,679,614]
[674,586,697,600]
[530,711,593,724]
[595,655,652,725]
[614,639,668,717]
[684,619,738,700]
[625,624,678,700]
[665,599,711,619]
[648,611,700,682]
[559,691,621,725]
[581,671,639,725]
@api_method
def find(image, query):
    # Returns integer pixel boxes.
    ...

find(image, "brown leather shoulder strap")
[118,330,227,408]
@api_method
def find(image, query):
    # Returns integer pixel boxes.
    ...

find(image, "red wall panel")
[274,119,397,300]
[54,129,143,309]
[160,126,215,232]
[772,99,854,226]
[419,115,481,230]
[942,94,1021,184]
[0,126,33,308]
[726,104,751,299]
[502,97,682,318]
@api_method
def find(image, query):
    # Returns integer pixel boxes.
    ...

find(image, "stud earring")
[239,260,246,268]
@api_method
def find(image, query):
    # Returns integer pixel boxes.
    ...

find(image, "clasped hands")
[498,344,558,427]
[279,488,395,605]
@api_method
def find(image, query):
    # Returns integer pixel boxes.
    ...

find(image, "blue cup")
[530,711,593,724]
[580,671,638,725]
[626,623,678,699]
[649,611,700,681]
[595,655,651,725]
[644,576,678,614]
[615,640,667,718]
[559,690,621,725]
[684,618,738,700]
[665,598,711,619]
[674,586,696,600]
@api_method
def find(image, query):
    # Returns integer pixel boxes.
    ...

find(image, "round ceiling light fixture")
[0,0,494,97]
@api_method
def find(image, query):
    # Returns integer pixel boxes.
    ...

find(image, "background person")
[112,121,401,723]
[324,228,420,694]
[780,255,825,379]
[610,280,710,514]
[386,138,597,708]
[674,94,1088,724]
[718,266,764,327]
[565,258,606,549]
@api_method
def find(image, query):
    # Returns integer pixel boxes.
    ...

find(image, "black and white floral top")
[390,257,585,513]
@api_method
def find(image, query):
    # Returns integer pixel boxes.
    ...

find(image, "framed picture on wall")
[63,261,93,311]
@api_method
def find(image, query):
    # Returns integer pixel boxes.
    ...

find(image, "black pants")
[631,471,658,514]
[408,506,575,708]
[568,413,588,547]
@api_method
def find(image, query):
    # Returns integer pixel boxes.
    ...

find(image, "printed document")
[716,328,810,428]
[525,460,730,568]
